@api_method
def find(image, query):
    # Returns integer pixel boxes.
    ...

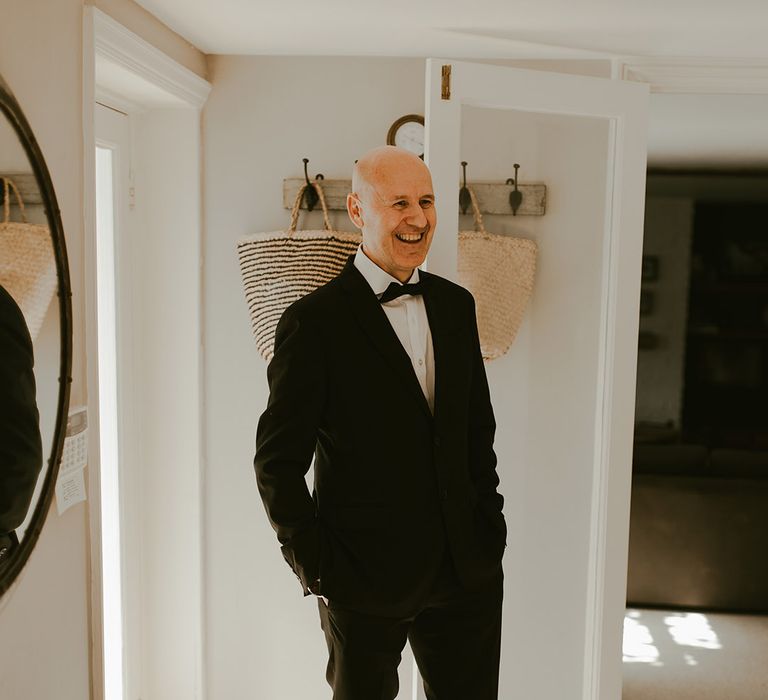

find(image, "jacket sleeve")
[0,286,43,536]
[465,292,506,538]
[254,302,326,596]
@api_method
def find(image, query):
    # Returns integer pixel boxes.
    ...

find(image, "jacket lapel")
[339,257,432,420]
[419,270,462,424]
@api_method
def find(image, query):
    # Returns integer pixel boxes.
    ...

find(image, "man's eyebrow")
[389,193,435,200]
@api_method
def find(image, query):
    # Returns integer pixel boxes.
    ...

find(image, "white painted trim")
[83,10,105,700]
[581,113,619,700]
[92,7,211,109]
[620,58,768,94]
[94,86,143,116]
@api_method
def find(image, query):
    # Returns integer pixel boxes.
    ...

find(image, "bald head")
[352,146,432,203]
[347,146,437,283]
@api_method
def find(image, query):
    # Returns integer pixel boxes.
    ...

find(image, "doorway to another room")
[623,89,768,700]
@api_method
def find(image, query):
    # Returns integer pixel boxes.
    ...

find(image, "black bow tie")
[378,281,424,304]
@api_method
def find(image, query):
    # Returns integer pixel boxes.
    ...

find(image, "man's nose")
[404,203,427,228]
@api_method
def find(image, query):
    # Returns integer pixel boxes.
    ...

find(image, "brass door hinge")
[441,65,451,100]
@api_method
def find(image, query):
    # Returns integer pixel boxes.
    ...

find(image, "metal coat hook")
[459,161,471,215]
[506,163,522,216]
[302,158,325,211]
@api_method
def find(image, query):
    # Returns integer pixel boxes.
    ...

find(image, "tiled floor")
[623,608,768,700]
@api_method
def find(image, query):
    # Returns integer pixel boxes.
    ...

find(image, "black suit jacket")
[0,284,42,564]
[254,256,506,617]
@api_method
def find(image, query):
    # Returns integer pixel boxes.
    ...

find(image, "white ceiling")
[136,0,768,58]
[135,0,768,165]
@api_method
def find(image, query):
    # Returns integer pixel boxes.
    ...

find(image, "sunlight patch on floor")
[623,609,722,665]
[664,612,722,650]
[624,612,662,665]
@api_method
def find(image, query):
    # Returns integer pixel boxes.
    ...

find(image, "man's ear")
[346,193,364,230]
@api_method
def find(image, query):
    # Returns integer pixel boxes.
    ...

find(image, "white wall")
[0,121,32,169]
[647,93,768,168]
[0,2,206,699]
[130,108,204,700]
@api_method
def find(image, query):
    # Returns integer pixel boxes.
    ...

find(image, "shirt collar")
[353,244,420,297]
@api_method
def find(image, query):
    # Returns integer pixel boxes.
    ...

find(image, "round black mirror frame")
[0,74,73,596]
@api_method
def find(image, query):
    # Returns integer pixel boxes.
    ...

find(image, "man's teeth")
[396,233,423,242]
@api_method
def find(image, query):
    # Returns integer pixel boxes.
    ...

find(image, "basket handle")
[2,177,28,225]
[466,185,486,234]
[287,181,333,233]
[313,181,333,231]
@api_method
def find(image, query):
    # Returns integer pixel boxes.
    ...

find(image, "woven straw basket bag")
[0,177,56,340]
[237,182,361,361]
[458,186,538,360]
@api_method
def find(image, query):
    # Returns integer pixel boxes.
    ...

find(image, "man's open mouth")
[395,231,425,243]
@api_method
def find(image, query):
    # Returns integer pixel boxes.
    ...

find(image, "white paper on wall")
[56,406,88,515]
[55,468,86,515]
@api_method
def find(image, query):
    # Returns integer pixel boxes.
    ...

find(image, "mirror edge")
[0,73,73,597]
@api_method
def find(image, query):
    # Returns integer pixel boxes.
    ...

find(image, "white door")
[423,60,649,700]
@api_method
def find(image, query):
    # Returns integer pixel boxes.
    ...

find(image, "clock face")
[387,115,425,157]
[394,121,424,156]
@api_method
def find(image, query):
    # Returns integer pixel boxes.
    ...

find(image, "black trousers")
[317,552,503,700]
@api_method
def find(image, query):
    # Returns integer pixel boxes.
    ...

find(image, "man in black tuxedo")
[255,146,506,699]
[0,283,42,565]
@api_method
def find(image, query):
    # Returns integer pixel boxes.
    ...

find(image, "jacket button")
[434,436,441,447]
[441,488,449,501]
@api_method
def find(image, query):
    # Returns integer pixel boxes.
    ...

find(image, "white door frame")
[83,9,210,700]
[93,102,135,700]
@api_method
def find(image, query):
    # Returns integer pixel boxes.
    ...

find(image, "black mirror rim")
[0,74,73,597]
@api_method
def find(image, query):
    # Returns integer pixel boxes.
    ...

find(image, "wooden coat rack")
[283,178,546,217]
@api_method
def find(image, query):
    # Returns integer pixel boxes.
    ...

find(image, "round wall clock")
[386,114,425,158]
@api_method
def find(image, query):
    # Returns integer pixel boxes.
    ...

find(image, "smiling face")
[347,146,436,283]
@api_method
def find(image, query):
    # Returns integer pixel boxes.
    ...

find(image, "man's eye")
[394,201,408,208]
[420,199,434,208]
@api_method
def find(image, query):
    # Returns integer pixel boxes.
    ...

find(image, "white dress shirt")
[353,245,435,414]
